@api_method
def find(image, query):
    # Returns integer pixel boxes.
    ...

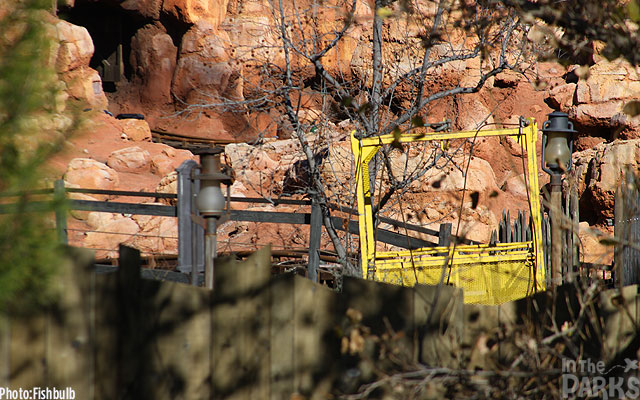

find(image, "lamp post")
[541,111,576,287]
[194,148,231,290]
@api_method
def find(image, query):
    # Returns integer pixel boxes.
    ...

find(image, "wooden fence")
[3,245,640,399]
[490,183,580,287]
[0,176,467,283]
[0,245,464,399]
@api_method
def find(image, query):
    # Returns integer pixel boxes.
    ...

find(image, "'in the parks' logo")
[562,357,640,399]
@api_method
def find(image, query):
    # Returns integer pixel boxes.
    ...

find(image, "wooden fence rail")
[1,177,467,283]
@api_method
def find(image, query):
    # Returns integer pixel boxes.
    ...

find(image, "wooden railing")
[1,176,471,284]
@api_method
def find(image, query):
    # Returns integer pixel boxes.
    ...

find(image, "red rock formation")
[130,23,177,106]
[43,2,640,262]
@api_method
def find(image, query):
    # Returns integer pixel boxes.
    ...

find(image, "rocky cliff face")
[42,0,640,261]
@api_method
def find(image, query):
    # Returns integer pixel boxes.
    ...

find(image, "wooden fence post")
[307,199,322,282]
[438,223,452,247]
[54,179,67,245]
[117,245,143,398]
[573,185,579,277]
[615,185,624,287]
[177,160,204,283]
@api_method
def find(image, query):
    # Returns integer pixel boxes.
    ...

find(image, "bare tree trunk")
[185,0,534,282]
[276,0,358,276]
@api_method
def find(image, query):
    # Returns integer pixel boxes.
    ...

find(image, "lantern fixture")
[193,147,233,290]
[540,111,577,289]
[194,148,231,217]
[541,111,576,176]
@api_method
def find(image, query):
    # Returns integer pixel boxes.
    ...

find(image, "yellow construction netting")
[370,243,539,304]
[350,119,545,305]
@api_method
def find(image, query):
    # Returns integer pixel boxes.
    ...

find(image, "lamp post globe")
[193,147,230,290]
[196,184,226,217]
[541,111,576,174]
[194,148,228,217]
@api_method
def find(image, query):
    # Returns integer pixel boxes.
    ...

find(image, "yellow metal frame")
[350,119,545,304]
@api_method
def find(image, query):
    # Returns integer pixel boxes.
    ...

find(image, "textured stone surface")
[106,146,152,173]
[458,206,498,243]
[150,147,195,176]
[47,0,640,261]
[570,140,640,221]
[420,156,499,194]
[83,217,140,257]
[120,119,153,142]
[574,101,625,125]
[155,171,178,205]
[551,59,640,138]
[117,0,163,19]
[504,174,529,198]
[576,62,640,104]
[224,142,285,192]
[65,158,119,190]
[68,192,98,221]
[150,153,175,176]
[546,83,576,110]
[130,24,177,105]
[54,20,94,73]
[60,67,108,109]
[163,0,229,26]
[132,212,179,254]
[86,212,120,230]
[578,222,614,265]
[226,143,279,171]
[456,98,495,131]
[46,16,108,110]
[172,21,241,105]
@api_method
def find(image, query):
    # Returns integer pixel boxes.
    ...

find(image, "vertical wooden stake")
[308,199,322,283]
[438,223,452,247]
[54,179,67,245]
[615,184,624,287]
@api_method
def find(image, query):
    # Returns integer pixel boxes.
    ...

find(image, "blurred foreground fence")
[3,245,640,399]
[0,245,465,399]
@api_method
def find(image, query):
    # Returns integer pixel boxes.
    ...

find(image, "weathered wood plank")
[70,200,176,217]
[45,247,95,399]
[212,246,272,400]
[341,277,415,348]
[293,276,336,399]
[415,284,464,369]
[615,184,625,286]
[0,315,8,387]
[94,269,118,399]
[269,275,295,400]
[438,223,452,247]
[9,316,46,389]
[146,279,211,399]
